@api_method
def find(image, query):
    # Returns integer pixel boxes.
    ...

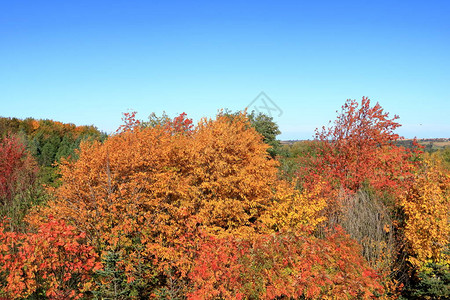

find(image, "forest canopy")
[0,99,448,299]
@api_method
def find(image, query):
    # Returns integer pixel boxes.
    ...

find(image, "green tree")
[247,111,281,157]
[55,134,75,162]
[40,136,60,166]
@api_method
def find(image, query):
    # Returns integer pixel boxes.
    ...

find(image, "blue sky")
[1,0,449,139]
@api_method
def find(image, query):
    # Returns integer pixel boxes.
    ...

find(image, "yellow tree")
[185,112,327,235]
[400,155,450,269]
[185,113,280,234]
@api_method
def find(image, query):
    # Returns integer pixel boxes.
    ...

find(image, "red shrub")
[189,228,385,299]
[0,217,100,299]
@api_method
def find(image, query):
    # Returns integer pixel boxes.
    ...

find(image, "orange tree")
[400,154,449,299]
[28,111,383,298]
[28,112,288,296]
[400,155,449,269]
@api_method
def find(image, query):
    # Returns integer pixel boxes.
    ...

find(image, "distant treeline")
[0,117,106,184]
[396,139,450,152]
[282,138,449,153]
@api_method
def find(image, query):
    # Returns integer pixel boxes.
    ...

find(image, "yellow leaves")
[261,181,327,232]
[186,112,281,234]
[400,156,450,268]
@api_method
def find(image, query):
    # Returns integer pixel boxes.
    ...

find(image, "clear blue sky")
[1,0,449,139]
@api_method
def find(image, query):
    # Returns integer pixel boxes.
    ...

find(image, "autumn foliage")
[400,156,449,269]
[26,112,282,295]
[0,134,39,231]
[0,217,99,299]
[300,97,417,198]
[189,228,384,299]
[1,99,447,298]
[23,111,379,298]
[0,134,37,205]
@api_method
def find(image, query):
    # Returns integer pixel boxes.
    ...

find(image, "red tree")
[0,134,38,205]
[300,97,419,196]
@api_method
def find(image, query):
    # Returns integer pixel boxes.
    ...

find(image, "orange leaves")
[261,180,327,232]
[48,111,285,242]
[0,218,99,299]
[188,113,281,233]
[30,119,40,130]
[30,111,300,296]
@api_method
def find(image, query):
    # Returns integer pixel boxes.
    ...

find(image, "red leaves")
[116,111,141,133]
[189,228,385,299]
[302,97,417,196]
[0,218,99,299]
[297,97,422,230]
[169,112,194,134]
[0,134,38,204]
[188,234,246,299]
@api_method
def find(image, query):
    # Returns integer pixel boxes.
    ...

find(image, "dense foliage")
[0,98,448,299]
[299,97,418,196]
[189,228,384,299]
[0,134,39,230]
[0,117,106,185]
[0,217,99,299]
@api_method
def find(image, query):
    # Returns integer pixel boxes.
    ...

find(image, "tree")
[56,134,76,162]
[185,112,281,233]
[28,112,298,297]
[40,136,60,166]
[222,109,282,158]
[0,116,106,170]
[0,135,36,204]
[305,97,417,194]
[400,156,449,269]
[26,110,402,298]
[248,111,281,157]
[295,97,424,296]
[0,134,38,230]
[399,154,450,299]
